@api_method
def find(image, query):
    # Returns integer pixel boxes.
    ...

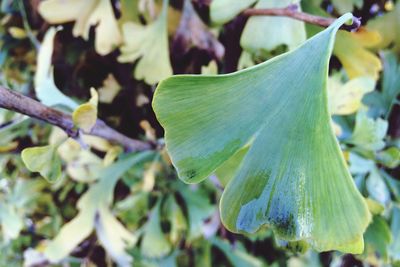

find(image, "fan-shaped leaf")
[21,145,62,183]
[153,14,371,253]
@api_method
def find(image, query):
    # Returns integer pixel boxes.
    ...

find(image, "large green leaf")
[153,14,370,253]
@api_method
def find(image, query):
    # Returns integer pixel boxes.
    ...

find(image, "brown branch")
[243,4,361,31]
[0,86,154,152]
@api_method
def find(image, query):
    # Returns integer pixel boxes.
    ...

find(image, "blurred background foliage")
[0,0,399,266]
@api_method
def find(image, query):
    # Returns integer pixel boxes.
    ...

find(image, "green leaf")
[376,147,400,169]
[210,0,257,25]
[363,215,392,262]
[367,2,400,53]
[0,203,24,241]
[212,238,265,267]
[180,187,215,241]
[241,0,306,53]
[348,110,388,151]
[153,14,371,253]
[140,200,171,258]
[331,0,363,13]
[34,27,78,109]
[366,168,390,206]
[165,195,187,244]
[21,145,62,183]
[118,0,172,85]
[389,206,400,261]
[363,51,400,117]
[43,152,153,264]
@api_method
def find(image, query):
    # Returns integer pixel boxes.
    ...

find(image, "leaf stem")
[243,4,361,31]
[0,86,154,152]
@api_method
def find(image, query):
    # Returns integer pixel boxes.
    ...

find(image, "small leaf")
[389,206,400,261]
[95,206,139,267]
[363,215,392,262]
[38,0,122,55]
[34,27,78,109]
[366,168,390,206]
[328,74,375,115]
[153,14,371,253]
[376,147,400,169]
[118,0,172,85]
[363,51,400,117]
[8,27,27,39]
[334,29,382,80]
[165,195,187,244]
[43,152,153,264]
[21,145,62,183]
[98,74,122,104]
[331,0,363,13]
[367,2,400,53]
[0,203,24,241]
[212,238,265,267]
[349,110,388,151]
[210,0,257,25]
[173,0,224,60]
[241,0,306,53]
[140,200,171,258]
[180,187,215,241]
[72,88,98,132]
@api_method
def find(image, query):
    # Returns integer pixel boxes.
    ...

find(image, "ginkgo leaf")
[210,0,257,25]
[98,74,122,104]
[376,147,400,169]
[211,238,265,267]
[0,203,24,241]
[389,206,400,261]
[35,27,78,109]
[153,14,371,253]
[21,145,62,183]
[363,51,400,117]
[363,215,392,262]
[72,88,98,132]
[333,29,382,80]
[38,0,122,55]
[327,74,375,115]
[140,200,171,258]
[43,152,153,264]
[348,110,388,151]
[180,186,215,241]
[367,2,400,53]
[302,2,382,80]
[118,0,172,85]
[241,0,306,53]
[331,0,363,13]
[95,205,139,267]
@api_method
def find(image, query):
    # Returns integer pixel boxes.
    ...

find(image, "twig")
[0,86,153,152]
[243,4,361,31]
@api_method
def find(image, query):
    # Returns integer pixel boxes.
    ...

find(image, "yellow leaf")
[334,29,382,80]
[118,0,172,84]
[8,27,27,39]
[38,0,121,55]
[328,75,375,115]
[367,2,400,53]
[72,88,98,132]
[98,74,121,104]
